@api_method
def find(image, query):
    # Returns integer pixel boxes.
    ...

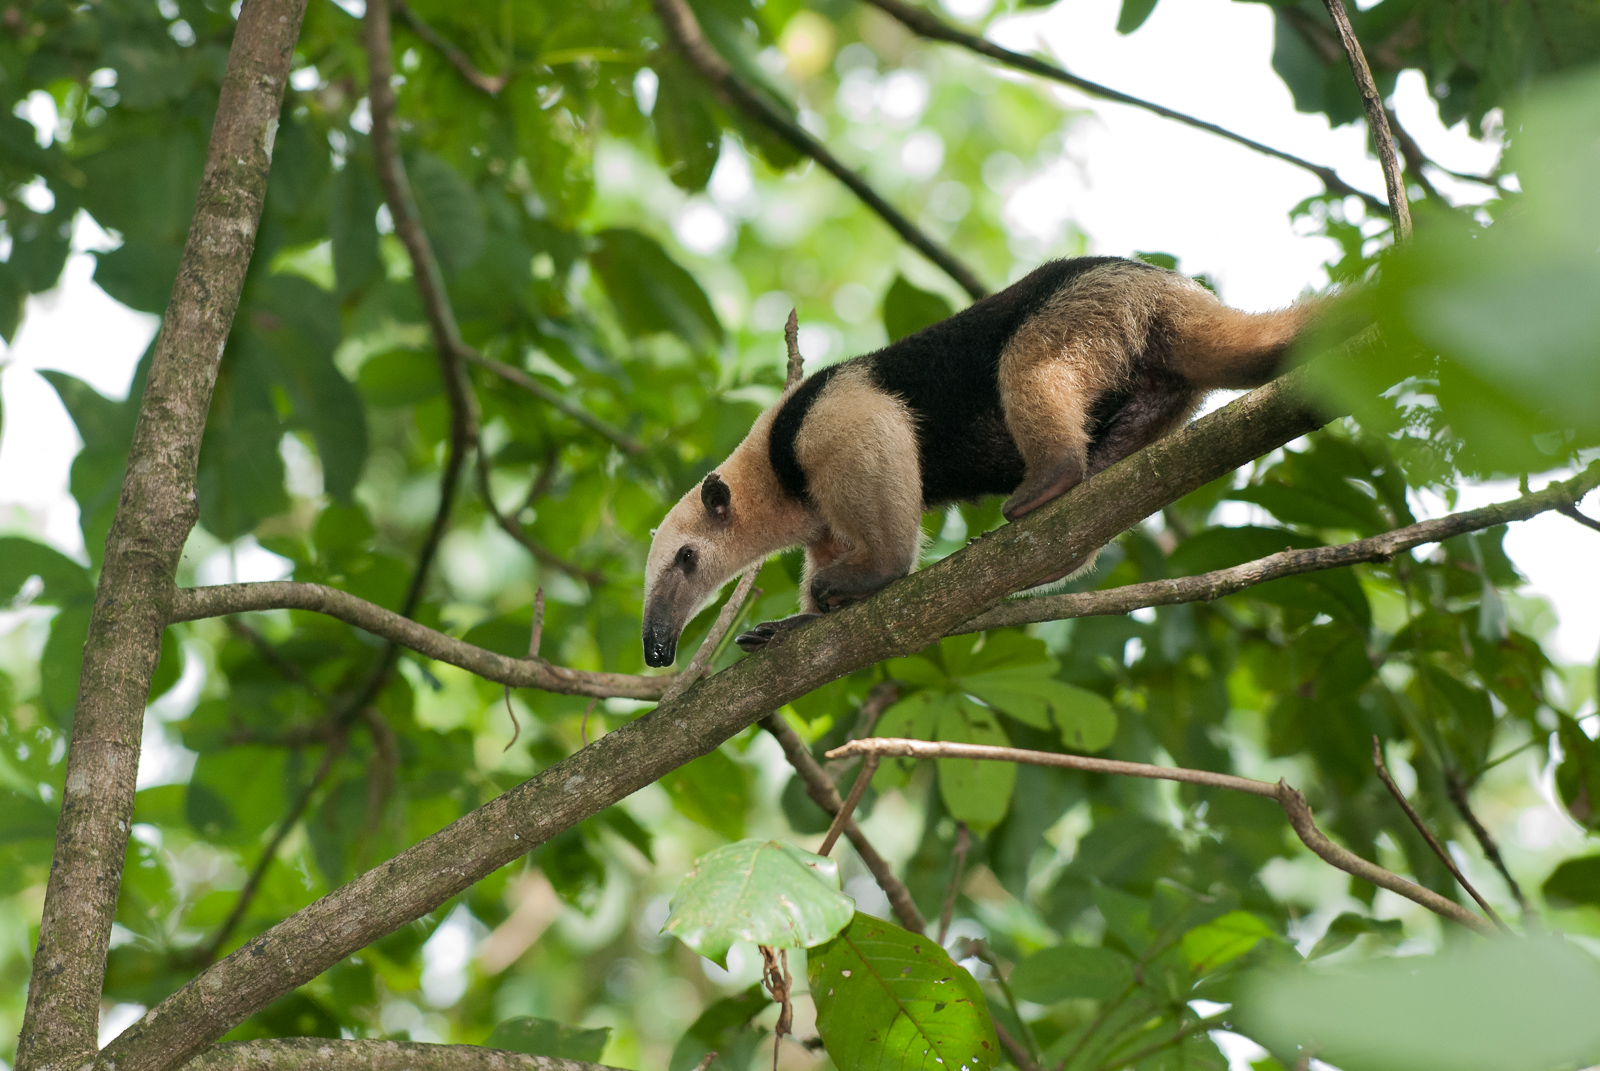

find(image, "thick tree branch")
[463,351,646,455]
[392,0,507,95]
[1319,0,1411,238]
[859,0,1389,217]
[183,1038,620,1070]
[168,581,669,699]
[959,466,1600,633]
[15,1,308,1065]
[651,0,987,300]
[829,738,1496,937]
[102,370,1329,1071]
[760,714,926,932]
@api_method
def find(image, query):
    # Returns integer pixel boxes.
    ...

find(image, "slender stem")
[651,0,987,299]
[822,682,899,784]
[760,714,926,932]
[661,570,761,701]
[1319,0,1412,238]
[937,822,970,944]
[1095,1013,1227,1071]
[392,0,508,94]
[463,350,646,455]
[784,309,804,388]
[859,0,1389,216]
[1445,771,1532,914]
[830,739,1497,936]
[993,1021,1042,1071]
[475,437,606,585]
[204,732,350,962]
[14,1,308,1064]
[1557,502,1600,533]
[1384,107,1442,202]
[959,466,1600,633]
[819,753,879,856]
[1370,737,1510,933]
[967,938,1042,1065]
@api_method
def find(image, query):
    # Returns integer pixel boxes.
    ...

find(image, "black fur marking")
[769,363,844,500]
[864,257,1155,506]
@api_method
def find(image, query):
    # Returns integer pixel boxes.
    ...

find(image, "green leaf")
[1240,937,1600,1071]
[184,747,288,846]
[0,792,58,844]
[1542,855,1600,909]
[669,984,770,1071]
[655,61,722,191]
[808,911,998,1071]
[1181,911,1274,972]
[92,239,184,315]
[1307,913,1404,959]
[485,1017,611,1062]
[329,152,381,297]
[357,349,444,408]
[882,275,954,343]
[1010,944,1135,1002]
[661,748,749,841]
[936,695,1014,832]
[407,151,485,274]
[1116,0,1159,34]
[0,537,92,604]
[663,839,854,967]
[590,228,723,350]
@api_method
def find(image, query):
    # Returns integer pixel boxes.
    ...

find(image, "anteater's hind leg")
[1084,370,1204,478]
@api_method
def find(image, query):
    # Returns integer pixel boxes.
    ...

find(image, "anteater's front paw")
[735,614,820,652]
[809,568,901,611]
[1003,457,1085,521]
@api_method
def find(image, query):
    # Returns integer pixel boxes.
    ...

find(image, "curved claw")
[735,613,820,653]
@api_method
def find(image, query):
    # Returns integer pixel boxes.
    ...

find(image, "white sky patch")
[673,199,732,255]
[421,904,489,1008]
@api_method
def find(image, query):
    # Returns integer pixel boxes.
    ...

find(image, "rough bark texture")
[183,1039,619,1071]
[99,368,1327,1071]
[1319,0,1412,238]
[15,1,307,1065]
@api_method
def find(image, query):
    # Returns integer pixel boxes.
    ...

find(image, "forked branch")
[829,738,1496,936]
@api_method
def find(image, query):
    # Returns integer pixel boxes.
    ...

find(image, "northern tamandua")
[641,257,1319,667]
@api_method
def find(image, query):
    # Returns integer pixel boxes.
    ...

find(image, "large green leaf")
[882,275,954,343]
[664,839,853,967]
[590,228,723,350]
[1010,944,1135,1003]
[1181,911,1275,973]
[1542,854,1600,909]
[407,151,485,274]
[809,911,998,1071]
[668,984,769,1071]
[660,748,749,841]
[935,695,1014,832]
[654,61,721,191]
[485,1017,611,1062]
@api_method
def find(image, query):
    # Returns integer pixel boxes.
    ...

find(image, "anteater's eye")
[675,545,697,574]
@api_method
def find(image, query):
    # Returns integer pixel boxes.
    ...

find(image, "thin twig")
[1319,0,1412,239]
[1557,502,1600,534]
[227,619,326,700]
[959,465,1600,633]
[580,697,599,747]
[1097,1013,1228,1071]
[392,0,508,94]
[528,587,545,660]
[463,351,646,455]
[691,1053,718,1071]
[860,0,1388,216]
[204,731,349,962]
[475,442,606,585]
[830,738,1497,936]
[937,821,970,945]
[502,685,522,752]
[822,682,900,784]
[966,938,1042,1066]
[993,1020,1042,1071]
[651,0,987,299]
[760,714,926,932]
[1445,771,1532,914]
[660,569,760,701]
[819,753,880,857]
[784,309,804,389]
[1370,737,1510,932]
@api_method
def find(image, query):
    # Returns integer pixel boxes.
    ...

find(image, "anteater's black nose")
[643,629,676,668]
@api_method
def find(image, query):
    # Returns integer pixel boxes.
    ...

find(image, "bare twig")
[169,582,671,699]
[1557,502,1600,533]
[580,697,599,747]
[690,1054,718,1071]
[651,0,987,299]
[661,570,761,701]
[759,946,793,1071]
[205,731,349,962]
[784,309,804,388]
[822,682,900,784]
[819,753,879,857]
[965,938,1042,1066]
[502,685,522,752]
[476,441,606,585]
[830,738,1497,936]
[1446,772,1532,914]
[937,821,970,945]
[392,0,508,95]
[1319,0,1412,239]
[960,465,1600,633]
[1098,1013,1228,1070]
[227,619,326,700]
[760,714,926,932]
[1370,737,1510,933]
[463,351,646,455]
[528,587,546,659]
[993,1021,1042,1071]
[860,0,1389,216]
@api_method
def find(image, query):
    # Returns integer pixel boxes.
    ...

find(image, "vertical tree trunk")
[16,0,308,1065]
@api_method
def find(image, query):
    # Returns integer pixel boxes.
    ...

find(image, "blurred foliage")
[2,0,1600,1066]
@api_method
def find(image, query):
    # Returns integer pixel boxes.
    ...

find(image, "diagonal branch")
[760,713,926,933]
[651,0,987,300]
[463,351,646,455]
[168,581,670,699]
[662,569,760,701]
[15,1,309,1065]
[1557,502,1600,533]
[1445,772,1532,915]
[392,0,508,95]
[1319,0,1411,239]
[183,1038,621,1070]
[829,738,1496,936]
[958,465,1600,633]
[475,442,607,586]
[101,369,1330,1071]
[859,0,1389,217]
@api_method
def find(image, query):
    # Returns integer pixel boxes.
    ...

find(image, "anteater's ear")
[701,473,732,524]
